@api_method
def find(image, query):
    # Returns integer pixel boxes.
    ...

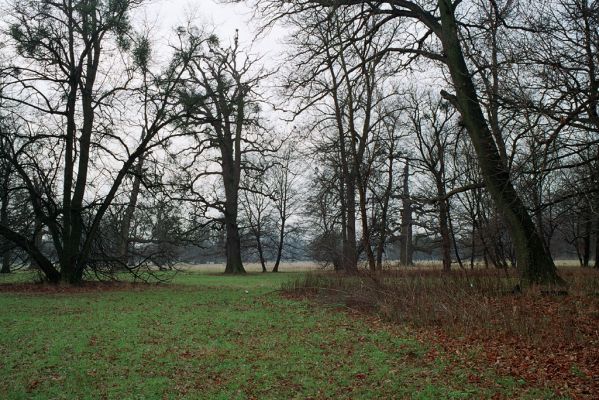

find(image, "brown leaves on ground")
[286,268,599,399]
[415,292,599,400]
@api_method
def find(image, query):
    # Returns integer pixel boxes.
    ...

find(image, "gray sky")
[143,0,285,61]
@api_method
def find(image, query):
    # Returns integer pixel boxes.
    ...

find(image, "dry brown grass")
[283,267,599,398]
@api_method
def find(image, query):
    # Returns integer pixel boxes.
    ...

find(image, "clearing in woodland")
[0,271,565,399]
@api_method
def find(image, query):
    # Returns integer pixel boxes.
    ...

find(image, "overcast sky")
[143,0,285,61]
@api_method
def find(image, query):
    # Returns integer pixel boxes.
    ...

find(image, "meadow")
[0,269,565,399]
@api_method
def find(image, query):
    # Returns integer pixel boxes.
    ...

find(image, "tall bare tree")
[0,0,200,283]
[174,30,273,274]
[247,0,564,285]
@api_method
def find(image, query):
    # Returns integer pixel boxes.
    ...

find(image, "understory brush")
[283,268,599,398]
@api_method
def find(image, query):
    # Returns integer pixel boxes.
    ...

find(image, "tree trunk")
[272,216,286,272]
[447,200,464,269]
[358,182,376,271]
[0,165,10,274]
[594,209,599,269]
[31,216,43,270]
[582,208,591,267]
[435,148,451,271]
[343,178,358,272]
[400,161,414,266]
[256,231,267,272]
[223,179,245,274]
[0,225,60,282]
[224,215,244,274]
[438,198,452,272]
[375,151,394,270]
[118,149,145,267]
[222,139,245,274]
[438,0,563,285]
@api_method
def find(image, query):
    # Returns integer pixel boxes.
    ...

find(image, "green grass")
[0,271,558,399]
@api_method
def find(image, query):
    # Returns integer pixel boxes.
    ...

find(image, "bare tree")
[174,30,274,274]
[247,0,564,285]
[240,160,275,272]
[272,143,302,272]
[0,0,200,283]
[281,7,404,271]
[409,92,459,271]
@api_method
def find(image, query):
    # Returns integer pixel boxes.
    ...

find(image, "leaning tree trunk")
[31,216,43,270]
[438,0,563,286]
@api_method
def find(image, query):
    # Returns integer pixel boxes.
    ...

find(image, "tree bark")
[400,161,414,266]
[224,215,244,274]
[222,149,245,274]
[344,179,358,272]
[438,197,452,272]
[221,86,246,274]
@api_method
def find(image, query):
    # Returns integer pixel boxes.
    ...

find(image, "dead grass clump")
[284,268,599,344]
[283,268,599,398]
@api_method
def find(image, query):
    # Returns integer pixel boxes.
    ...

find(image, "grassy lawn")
[0,271,558,399]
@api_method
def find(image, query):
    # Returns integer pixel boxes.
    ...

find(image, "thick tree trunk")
[223,180,245,273]
[438,0,563,285]
[222,141,245,274]
[31,217,43,270]
[224,216,244,274]
[400,161,414,266]
[343,179,358,272]
[438,198,452,272]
